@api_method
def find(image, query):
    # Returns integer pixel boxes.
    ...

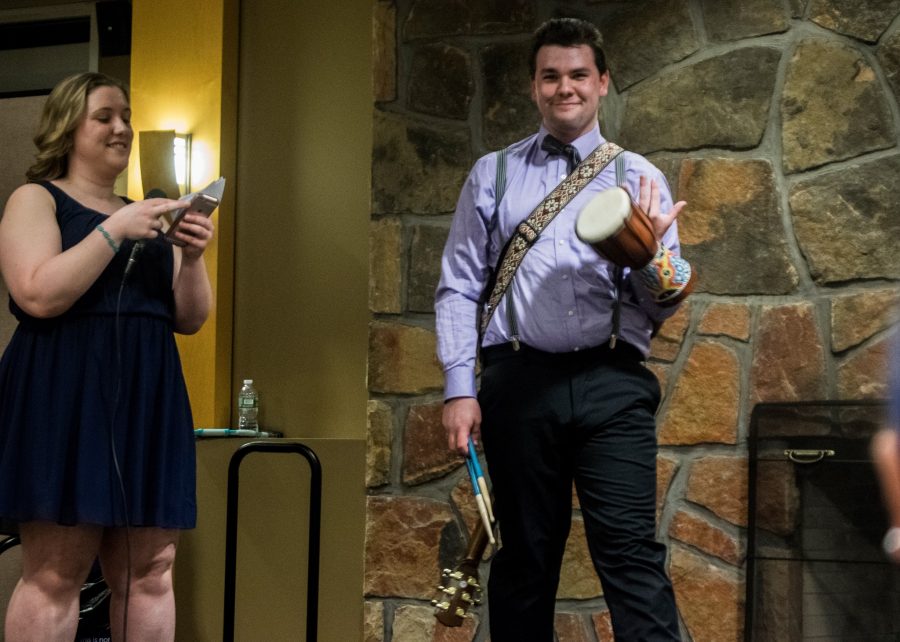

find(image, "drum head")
[575,187,631,243]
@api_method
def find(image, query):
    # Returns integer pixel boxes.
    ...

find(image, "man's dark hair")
[529,18,607,77]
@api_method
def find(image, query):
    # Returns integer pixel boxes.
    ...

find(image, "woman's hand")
[171,212,215,260]
[638,175,686,240]
[102,197,190,243]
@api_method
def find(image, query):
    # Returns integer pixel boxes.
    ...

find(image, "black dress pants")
[478,343,681,642]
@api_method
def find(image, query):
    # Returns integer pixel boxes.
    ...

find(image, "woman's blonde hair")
[26,72,129,182]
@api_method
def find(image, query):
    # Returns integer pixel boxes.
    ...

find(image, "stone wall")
[366,1,900,640]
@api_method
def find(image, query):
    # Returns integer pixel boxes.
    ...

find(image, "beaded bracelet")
[96,224,120,254]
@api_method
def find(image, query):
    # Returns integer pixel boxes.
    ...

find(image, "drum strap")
[479,141,624,341]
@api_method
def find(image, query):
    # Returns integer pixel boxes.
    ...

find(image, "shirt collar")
[538,123,604,163]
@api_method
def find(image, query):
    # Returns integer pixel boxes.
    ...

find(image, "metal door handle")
[784,449,835,464]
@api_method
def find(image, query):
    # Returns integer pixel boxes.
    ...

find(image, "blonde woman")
[0,72,213,641]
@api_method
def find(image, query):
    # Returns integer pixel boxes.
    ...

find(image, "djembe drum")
[575,187,695,306]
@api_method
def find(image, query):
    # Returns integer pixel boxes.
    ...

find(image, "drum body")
[575,187,657,269]
[575,187,695,306]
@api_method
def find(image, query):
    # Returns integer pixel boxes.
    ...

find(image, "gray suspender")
[492,146,627,350]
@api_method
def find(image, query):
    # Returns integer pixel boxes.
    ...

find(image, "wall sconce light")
[139,130,192,198]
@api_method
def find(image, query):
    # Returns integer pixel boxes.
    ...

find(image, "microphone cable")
[108,238,143,642]
[107,188,164,639]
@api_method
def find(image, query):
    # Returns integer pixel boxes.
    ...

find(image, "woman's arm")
[171,212,215,334]
[0,184,183,318]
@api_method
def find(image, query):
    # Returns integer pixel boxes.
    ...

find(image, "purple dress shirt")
[435,123,683,400]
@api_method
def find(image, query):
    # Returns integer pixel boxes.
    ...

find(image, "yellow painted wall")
[232,0,372,440]
[128,0,237,427]
[129,0,371,638]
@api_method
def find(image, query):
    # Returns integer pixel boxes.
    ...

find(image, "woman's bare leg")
[4,521,102,642]
[99,527,180,642]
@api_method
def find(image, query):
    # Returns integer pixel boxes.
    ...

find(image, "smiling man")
[435,17,685,642]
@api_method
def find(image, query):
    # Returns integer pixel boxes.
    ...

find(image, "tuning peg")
[454,607,466,618]
[432,599,450,611]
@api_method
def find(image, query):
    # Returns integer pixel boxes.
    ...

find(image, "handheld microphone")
[124,188,167,279]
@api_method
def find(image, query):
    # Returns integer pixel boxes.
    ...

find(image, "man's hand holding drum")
[576,173,696,306]
[639,174,686,239]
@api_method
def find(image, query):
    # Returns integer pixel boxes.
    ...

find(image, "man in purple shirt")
[436,18,683,641]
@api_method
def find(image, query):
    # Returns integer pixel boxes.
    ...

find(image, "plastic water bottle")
[237,379,259,433]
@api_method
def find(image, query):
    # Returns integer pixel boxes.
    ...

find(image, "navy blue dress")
[0,181,196,529]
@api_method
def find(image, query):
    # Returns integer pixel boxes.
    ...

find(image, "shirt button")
[561,275,568,280]
[558,240,564,246]
[574,346,581,352]
[568,310,574,316]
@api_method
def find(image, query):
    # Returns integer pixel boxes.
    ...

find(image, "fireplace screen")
[746,401,900,641]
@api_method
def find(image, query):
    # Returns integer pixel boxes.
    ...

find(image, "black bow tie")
[541,135,581,174]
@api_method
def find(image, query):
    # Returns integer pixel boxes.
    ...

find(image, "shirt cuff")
[444,365,477,400]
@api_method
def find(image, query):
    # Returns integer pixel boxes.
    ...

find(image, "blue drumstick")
[468,437,495,523]
[465,440,495,543]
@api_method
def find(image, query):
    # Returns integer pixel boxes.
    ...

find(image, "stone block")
[752,559,802,641]
[403,0,533,39]
[370,217,403,314]
[831,288,900,352]
[669,509,744,566]
[409,224,449,313]
[751,303,826,403]
[698,302,751,341]
[877,27,900,108]
[837,335,892,400]
[647,361,670,399]
[404,0,469,39]
[809,0,900,42]
[555,612,592,642]
[403,400,465,485]
[701,0,788,42]
[392,603,480,641]
[669,546,743,642]
[620,48,780,153]
[481,40,537,149]
[782,39,893,173]
[364,600,385,642]
[365,495,455,598]
[369,320,444,394]
[374,1,397,103]
[657,454,680,525]
[790,156,900,283]
[450,476,485,550]
[367,400,394,488]
[650,302,691,362]
[659,341,740,446]
[409,44,473,119]
[558,516,603,599]
[685,455,748,527]
[591,610,615,642]
[600,0,699,90]
[678,158,797,295]
[372,110,472,215]
[756,460,799,537]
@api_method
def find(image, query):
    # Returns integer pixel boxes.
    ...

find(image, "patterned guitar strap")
[479,141,624,340]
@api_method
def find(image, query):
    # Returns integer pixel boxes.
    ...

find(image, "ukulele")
[432,520,491,626]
